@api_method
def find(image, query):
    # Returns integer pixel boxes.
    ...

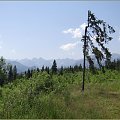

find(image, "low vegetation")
[0,62,120,119]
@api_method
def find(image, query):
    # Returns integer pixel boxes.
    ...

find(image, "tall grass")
[0,70,120,118]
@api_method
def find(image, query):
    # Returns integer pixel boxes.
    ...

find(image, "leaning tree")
[82,10,115,91]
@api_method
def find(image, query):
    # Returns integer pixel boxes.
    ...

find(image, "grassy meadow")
[0,70,120,119]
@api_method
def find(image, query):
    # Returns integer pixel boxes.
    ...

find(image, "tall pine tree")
[0,57,7,86]
[8,65,13,82]
[51,60,57,74]
[13,65,17,80]
[82,10,115,91]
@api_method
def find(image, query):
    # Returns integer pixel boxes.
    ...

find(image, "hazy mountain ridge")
[18,57,51,68]
[6,60,29,73]
[7,53,120,73]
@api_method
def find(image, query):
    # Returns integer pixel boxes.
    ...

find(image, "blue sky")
[0,1,120,60]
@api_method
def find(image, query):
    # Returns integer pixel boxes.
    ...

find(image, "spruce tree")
[79,64,82,71]
[0,57,7,85]
[27,69,31,79]
[45,66,48,72]
[30,69,33,77]
[74,65,79,72]
[82,10,115,91]
[41,65,44,72]
[8,65,13,82]
[51,60,57,74]
[37,68,40,72]
[59,66,63,75]
[47,67,49,74]
[13,65,17,80]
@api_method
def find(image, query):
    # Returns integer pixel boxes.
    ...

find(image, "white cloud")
[63,28,82,38]
[63,23,87,39]
[80,23,87,31]
[73,28,82,38]
[63,28,73,34]
[60,41,80,51]
[60,23,87,52]
[0,46,2,49]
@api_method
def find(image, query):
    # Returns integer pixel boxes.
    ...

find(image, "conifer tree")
[74,65,79,72]
[79,64,82,71]
[47,67,49,74]
[8,65,13,82]
[13,65,17,80]
[37,67,40,72]
[45,66,48,72]
[82,10,115,91]
[0,57,7,86]
[41,65,44,72]
[59,66,63,75]
[30,69,33,77]
[27,69,31,79]
[51,60,57,74]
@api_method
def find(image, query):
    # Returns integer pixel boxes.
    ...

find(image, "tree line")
[0,58,82,86]
[0,56,120,87]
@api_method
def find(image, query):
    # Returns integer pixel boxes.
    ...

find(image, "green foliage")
[45,66,49,74]
[51,60,57,74]
[8,65,13,82]
[59,66,63,75]
[13,65,17,80]
[82,10,115,71]
[27,69,31,78]
[0,69,120,119]
[0,57,8,85]
[41,65,44,72]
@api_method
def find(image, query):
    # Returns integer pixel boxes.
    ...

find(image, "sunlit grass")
[0,70,120,118]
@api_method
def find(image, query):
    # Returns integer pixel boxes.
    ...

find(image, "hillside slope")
[0,70,120,119]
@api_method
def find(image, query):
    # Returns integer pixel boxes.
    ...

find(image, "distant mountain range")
[6,60,29,73]
[7,53,120,73]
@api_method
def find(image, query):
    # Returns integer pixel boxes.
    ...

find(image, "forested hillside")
[0,57,120,119]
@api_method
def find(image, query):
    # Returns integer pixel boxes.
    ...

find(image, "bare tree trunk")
[82,26,88,91]
[82,11,90,92]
